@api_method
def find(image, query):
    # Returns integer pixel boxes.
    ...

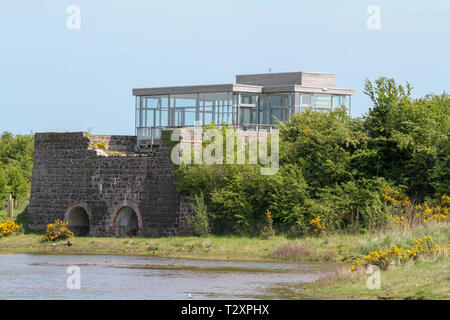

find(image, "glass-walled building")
[133,72,354,144]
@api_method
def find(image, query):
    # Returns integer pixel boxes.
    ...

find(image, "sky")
[0,0,449,135]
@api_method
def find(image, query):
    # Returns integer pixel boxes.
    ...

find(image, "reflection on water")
[0,254,336,300]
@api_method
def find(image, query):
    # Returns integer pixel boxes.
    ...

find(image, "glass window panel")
[332,95,341,107]
[313,94,332,108]
[154,109,161,127]
[150,109,156,127]
[145,95,168,108]
[135,108,141,128]
[240,94,257,105]
[295,92,301,105]
[301,93,312,106]
[184,107,196,126]
[160,110,168,127]
[239,107,256,124]
[343,95,350,107]
[203,105,213,125]
[269,95,282,106]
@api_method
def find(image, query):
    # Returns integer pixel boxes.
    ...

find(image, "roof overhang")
[133,84,354,96]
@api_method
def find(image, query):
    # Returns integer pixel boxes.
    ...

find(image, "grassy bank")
[301,223,449,300]
[1,219,448,299]
[302,255,449,300]
[0,201,28,223]
[0,223,448,262]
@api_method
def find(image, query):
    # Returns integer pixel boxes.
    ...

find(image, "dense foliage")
[0,132,34,205]
[175,78,450,235]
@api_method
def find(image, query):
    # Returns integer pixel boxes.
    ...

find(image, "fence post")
[7,194,14,218]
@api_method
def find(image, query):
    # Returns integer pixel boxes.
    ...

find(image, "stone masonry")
[27,132,192,237]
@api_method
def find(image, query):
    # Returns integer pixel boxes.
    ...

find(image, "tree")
[364,78,449,198]
[0,168,8,206]
[5,165,29,200]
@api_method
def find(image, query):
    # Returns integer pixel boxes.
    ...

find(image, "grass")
[0,234,294,260]
[1,223,447,262]
[301,223,449,300]
[302,255,449,300]
[0,201,28,223]
[1,215,448,299]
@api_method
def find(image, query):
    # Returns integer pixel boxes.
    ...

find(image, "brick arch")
[64,201,94,236]
[110,200,143,236]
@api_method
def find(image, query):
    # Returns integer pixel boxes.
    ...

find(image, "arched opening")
[67,206,90,236]
[115,206,139,237]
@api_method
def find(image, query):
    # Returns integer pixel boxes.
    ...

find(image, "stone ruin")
[27,132,192,237]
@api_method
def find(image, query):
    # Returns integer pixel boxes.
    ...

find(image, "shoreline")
[1,224,448,300]
[0,233,344,263]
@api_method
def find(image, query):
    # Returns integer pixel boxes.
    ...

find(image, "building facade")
[133,71,354,145]
[26,71,355,237]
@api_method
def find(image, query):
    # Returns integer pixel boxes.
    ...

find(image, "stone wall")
[88,134,137,152]
[27,132,192,237]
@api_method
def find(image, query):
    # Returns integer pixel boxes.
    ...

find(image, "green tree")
[5,165,29,200]
[0,168,9,206]
[363,78,449,198]
[279,107,366,196]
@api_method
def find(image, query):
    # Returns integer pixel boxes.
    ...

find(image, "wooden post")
[7,194,13,218]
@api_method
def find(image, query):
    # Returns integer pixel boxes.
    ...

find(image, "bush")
[93,141,107,150]
[351,235,445,271]
[260,210,275,239]
[41,219,74,241]
[186,194,211,237]
[0,220,20,236]
[171,78,449,236]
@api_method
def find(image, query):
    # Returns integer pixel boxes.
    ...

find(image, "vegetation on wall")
[175,77,450,236]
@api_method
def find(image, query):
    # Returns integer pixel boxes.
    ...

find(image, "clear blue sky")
[1,0,449,135]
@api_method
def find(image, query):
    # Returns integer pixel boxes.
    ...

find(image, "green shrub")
[260,210,275,239]
[187,194,211,237]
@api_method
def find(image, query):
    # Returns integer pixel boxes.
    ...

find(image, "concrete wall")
[236,72,336,88]
[27,132,192,237]
[300,72,335,88]
[236,72,303,86]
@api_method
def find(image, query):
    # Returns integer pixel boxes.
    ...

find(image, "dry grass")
[271,242,316,258]
[270,241,337,262]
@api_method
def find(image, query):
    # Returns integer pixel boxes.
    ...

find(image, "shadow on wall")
[115,206,139,237]
[67,206,90,236]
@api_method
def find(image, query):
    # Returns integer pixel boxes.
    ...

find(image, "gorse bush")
[0,220,20,236]
[350,235,448,271]
[41,219,74,242]
[260,210,275,239]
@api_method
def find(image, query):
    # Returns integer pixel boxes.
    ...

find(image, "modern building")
[27,72,355,237]
[133,71,354,145]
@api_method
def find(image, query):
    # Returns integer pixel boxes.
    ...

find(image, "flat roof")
[235,71,336,77]
[133,84,354,96]
[133,71,354,96]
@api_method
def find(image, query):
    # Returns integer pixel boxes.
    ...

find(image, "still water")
[0,254,335,299]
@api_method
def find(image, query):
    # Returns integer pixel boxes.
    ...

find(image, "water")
[0,254,336,299]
